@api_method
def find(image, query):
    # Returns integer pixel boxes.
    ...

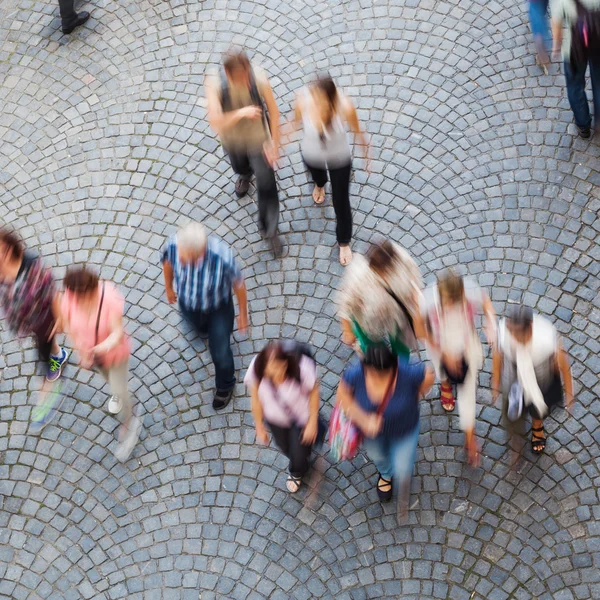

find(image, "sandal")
[531,425,546,454]
[377,475,393,502]
[440,381,455,412]
[312,186,325,204]
[286,475,302,493]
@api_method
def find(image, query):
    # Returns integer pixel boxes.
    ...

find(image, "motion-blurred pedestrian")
[492,306,573,455]
[291,74,369,265]
[551,0,600,138]
[334,344,434,513]
[206,50,283,256]
[245,340,321,493]
[57,266,140,462]
[161,222,248,410]
[422,271,496,467]
[0,229,69,381]
[338,240,424,360]
[530,0,551,72]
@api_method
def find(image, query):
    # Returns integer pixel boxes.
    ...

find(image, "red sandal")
[440,381,455,411]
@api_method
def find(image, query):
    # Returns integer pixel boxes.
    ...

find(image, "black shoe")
[578,126,591,139]
[269,235,283,258]
[62,11,90,34]
[212,388,234,410]
[235,177,250,198]
[377,475,393,502]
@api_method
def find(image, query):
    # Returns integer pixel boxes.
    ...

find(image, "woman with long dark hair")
[245,340,320,493]
[291,74,369,265]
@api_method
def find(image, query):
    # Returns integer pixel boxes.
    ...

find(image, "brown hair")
[437,271,465,303]
[64,266,99,295]
[0,228,24,261]
[253,341,301,383]
[367,240,397,275]
[314,75,338,130]
[223,51,250,75]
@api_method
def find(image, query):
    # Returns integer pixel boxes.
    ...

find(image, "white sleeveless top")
[300,88,352,169]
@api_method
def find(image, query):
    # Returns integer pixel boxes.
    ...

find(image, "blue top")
[342,358,425,439]
[161,235,242,312]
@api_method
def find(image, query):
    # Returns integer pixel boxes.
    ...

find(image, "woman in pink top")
[57,267,140,462]
[245,341,320,493]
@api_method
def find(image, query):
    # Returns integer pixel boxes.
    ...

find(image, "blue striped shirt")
[161,236,243,312]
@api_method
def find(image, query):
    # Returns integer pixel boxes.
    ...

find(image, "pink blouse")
[61,282,130,368]
[244,355,317,427]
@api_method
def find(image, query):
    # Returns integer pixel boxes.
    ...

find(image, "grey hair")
[177,222,207,252]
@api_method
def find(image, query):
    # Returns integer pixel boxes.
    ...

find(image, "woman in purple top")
[336,344,434,514]
[245,341,320,493]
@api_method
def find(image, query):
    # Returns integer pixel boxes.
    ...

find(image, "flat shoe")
[213,388,234,410]
[62,11,90,34]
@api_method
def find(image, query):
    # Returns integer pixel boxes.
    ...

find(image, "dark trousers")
[267,422,313,478]
[58,0,78,26]
[564,57,600,130]
[32,313,56,363]
[305,160,352,245]
[228,150,279,239]
[180,298,235,392]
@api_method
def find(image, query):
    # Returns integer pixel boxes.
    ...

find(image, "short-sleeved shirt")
[161,235,242,313]
[244,355,317,428]
[550,0,600,58]
[61,281,130,368]
[342,358,425,439]
[207,66,270,154]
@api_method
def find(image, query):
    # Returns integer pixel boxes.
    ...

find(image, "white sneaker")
[114,415,142,462]
[107,395,123,414]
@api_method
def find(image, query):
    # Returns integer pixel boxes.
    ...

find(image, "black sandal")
[377,476,393,502]
[531,425,546,454]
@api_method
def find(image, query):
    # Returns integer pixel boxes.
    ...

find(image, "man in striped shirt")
[161,222,248,409]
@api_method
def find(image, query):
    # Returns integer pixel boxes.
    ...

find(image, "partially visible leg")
[228,151,253,198]
[588,56,600,131]
[106,360,133,427]
[456,365,479,467]
[529,0,550,70]
[329,162,353,265]
[363,436,394,500]
[206,299,236,402]
[286,424,313,478]
[249,152,279,240]
[267,422,292,460]
[179,302,208,336]
[57,0,77,26]
[304,159,328,204]
[564,58,592,133]
[390,424,421,518]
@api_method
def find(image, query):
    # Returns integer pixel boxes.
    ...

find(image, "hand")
[342,330,357,345]
[363,413,383,438]
[263,140,278,168]
[91,342,110,358]
[239,106,263,120]
[166,288,177,304]
[255,425,269,445]
[237,312,248,335]
[301,419,318,446]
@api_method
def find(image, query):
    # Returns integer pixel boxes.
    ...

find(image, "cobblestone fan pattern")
[1,0,599,598]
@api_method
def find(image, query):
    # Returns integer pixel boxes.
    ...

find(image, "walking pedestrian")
[338,239,424,360]
[422,271,496,467]
[161,222,248,410]
[530,0,551,71]
[57,0,90,34]
[0,229,69,382]
[57,266,141,462]
[335,344,434,514]
[245,340,321,493]
[492,306,573,456]
[290,75,369,265]
[551,0,600,137]
[206,50,283,256]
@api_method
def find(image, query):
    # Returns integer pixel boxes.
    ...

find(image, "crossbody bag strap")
[376,364,398,416]
[384,286,415,335]
[95,283,106,347]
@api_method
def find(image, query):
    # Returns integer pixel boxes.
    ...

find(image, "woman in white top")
[492,306,573,455]
[422,272,496,467]
[292,75,369,266]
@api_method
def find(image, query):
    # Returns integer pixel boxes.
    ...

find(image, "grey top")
[300,89,352,169]
[550,0,600,59]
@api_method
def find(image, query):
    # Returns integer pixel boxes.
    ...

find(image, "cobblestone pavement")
[1,0,600,598]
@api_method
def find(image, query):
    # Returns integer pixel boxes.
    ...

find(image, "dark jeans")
[58,0,78,27]
[32,313,56,363]
[564,57,600,130]
[305,160,353,245]
[180,298,235,392]
[228,150,279,239]
[267,422,313,478]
